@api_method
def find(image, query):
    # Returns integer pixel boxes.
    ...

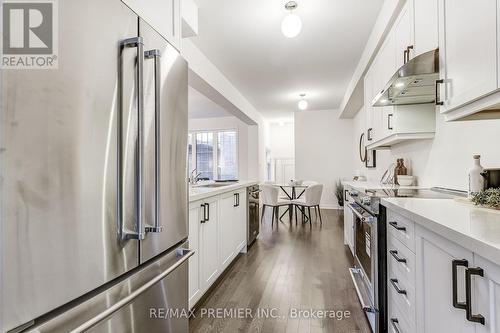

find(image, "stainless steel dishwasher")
[247,185,260,247]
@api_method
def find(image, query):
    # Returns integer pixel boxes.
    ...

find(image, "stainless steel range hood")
[372,49,439,107]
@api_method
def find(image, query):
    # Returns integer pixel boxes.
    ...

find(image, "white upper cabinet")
[122,0,181,50]
[364,0,436,150]
[438,0,498,119]
[413,0,438,55]
[394,2,415,69]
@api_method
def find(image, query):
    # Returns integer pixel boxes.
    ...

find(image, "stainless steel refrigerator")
[0,0,191,332]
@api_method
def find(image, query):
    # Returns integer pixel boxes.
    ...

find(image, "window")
[188,130,238,180]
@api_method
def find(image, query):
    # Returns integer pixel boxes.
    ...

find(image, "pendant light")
[281,1,302,38]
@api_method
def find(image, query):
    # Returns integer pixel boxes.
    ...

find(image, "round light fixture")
[281,1,302,38]
[298,94,308,110]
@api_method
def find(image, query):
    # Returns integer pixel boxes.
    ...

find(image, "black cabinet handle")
[234,193,238,207]
[367,128,373,141]
[452,259,468,310]
[388,114,393,130]
[405,45,414,63]
[389,221,406,232]
[237,193,240,206]
[390,278,407,295]
[435,79,444,106]
[206,202,210,221]
[465,267,485,325]
[389,250,407,263]
[200,203,206,223]
[390,318,401,333]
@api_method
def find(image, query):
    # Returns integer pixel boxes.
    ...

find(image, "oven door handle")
[349,268,377,313]
[347,203,375,223]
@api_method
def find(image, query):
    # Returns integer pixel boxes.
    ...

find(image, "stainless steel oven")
[348,201,378,332]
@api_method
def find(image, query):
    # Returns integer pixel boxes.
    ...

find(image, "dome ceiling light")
[281,1,302,38]
[297,93,308,110]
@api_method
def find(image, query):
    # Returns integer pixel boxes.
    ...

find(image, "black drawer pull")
[390,278,407,295]
[465,267,485,325]
[389,221,406,232]
[389,250,407,263]
[200,203,207,223]
[390,318,401,333]
[452,259,468,310]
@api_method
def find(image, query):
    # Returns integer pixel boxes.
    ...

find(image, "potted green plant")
[335,179,344,207]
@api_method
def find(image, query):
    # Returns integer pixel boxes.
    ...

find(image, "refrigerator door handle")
[144,49,163,234]
[69,248,194,333]
[119,36,145,240]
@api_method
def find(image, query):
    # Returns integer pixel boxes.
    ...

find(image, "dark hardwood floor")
[189,208,371,333]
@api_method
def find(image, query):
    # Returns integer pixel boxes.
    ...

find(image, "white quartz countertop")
[189,180,258,202]
[342,180,424,191]
[382,197,500,266]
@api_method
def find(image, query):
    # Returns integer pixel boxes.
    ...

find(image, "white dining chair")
[260,184,292,227]
[292,184,323,225]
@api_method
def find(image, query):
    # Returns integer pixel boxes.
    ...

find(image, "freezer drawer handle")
[144,49,163,234]
[69,249,194,333]
[118,36,145,241]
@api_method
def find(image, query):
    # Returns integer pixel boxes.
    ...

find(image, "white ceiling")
[188,86,232,119]
[192,0,384,120]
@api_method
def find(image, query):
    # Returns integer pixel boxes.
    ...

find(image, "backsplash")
[353,108,500,191]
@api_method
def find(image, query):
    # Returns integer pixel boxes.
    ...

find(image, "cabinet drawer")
[388,264,416,325]
[387,210,415,252]
[388,236,416,287]
[389,293,415,333]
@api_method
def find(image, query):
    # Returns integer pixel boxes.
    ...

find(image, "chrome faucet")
[189,168,202,185]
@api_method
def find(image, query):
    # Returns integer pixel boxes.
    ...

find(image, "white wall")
[269,122,295,159]
[189,116,250,180]
[295,110,354,209]
[352,106,500,191]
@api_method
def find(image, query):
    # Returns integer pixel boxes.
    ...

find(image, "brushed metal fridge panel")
[24,244,191,333]
[0,0,140,331]
[139,19,188,263]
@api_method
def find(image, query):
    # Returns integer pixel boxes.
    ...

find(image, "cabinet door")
[122,0,180,49]
[394,1,414,69]
[188,201,202,308]
[219,192,237,269]
[474,254,500,333]
[364,68,375,142]
[438,0,497,113]
[200,198,219,290]
[415,225,476,333]
[235,190,247,252]
[414,0,438,55]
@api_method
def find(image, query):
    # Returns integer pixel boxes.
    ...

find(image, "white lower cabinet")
[473,255,500,333]
[200,196,219,291]
[188,201,203,308]
[188,188,248,309]
[387,206,500,333]
[414,225,475,333]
